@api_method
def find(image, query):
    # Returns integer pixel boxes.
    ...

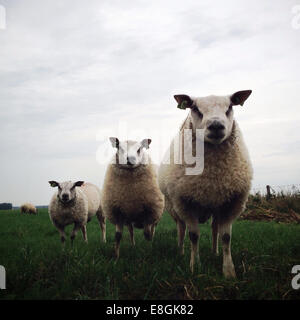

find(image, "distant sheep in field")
[48,181,106,245]
[101,137,165,259]
[20,203,37,215]
[158,90,253,278]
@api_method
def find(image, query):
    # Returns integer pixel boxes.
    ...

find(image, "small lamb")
[158,90,253,278]
[48,181,106,245]
[101,137,165,259]
[20,203,37,214]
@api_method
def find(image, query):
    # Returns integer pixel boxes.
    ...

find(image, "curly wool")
[101,159,165,227]
[159,118,253,224]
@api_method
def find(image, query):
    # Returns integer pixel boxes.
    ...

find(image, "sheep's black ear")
[230,90,252,106]
[174,94,194,110]
[141,139,152,149]
[74,181,84,187]
[49,181,59,187]
[109,137,119,149]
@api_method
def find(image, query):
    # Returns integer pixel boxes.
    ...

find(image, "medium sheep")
[20,203,37,215]
[101,137,165,259]
[48,181,106,245]
[158,90,253,278]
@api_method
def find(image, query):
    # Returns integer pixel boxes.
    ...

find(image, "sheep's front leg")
[127,224,135,246]
[96,208,106,243]
[150,223,157,240]
[144,225,153,241]
[81,225,88,243]
[58,227,66,246]
[115,224,123,259]
[211,217,219,255]
[70,223,81,246]
[219,222,236,279]
[54,221,66,246]
[100,219,106,243]
[187,220,200,273]
[177,219,186,255]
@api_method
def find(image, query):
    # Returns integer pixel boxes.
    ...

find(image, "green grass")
[0,209,300,300]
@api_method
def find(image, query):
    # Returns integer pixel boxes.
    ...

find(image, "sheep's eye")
[192,106,203,118]
[137,148,142,155]
[226,105,233,117]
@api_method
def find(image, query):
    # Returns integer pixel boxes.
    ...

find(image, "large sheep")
[158,90,253,278]
[20,203,37,215]
[101,137,165,259]
[48,181,106,245]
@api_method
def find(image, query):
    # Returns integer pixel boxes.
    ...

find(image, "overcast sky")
[0,0,300,206]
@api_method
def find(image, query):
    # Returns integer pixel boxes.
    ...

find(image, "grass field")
[0,209,300,300]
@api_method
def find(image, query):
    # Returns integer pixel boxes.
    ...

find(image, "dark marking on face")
[204,119,237,149]
[222,233,230,244]
[192,106,203,119]
[115,231,122,242]
[226,105,233,117]
[189,232,199,244]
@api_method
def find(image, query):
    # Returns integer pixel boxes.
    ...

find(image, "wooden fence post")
[266,185,271,200]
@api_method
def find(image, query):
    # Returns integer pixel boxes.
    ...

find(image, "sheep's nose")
[127,156,136,165]
[62,194,69,202]
[208,121,225,132]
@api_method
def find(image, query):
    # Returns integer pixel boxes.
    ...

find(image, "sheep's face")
[174,90,252,145]
[109,137,152,169]
[49,180,84,204]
